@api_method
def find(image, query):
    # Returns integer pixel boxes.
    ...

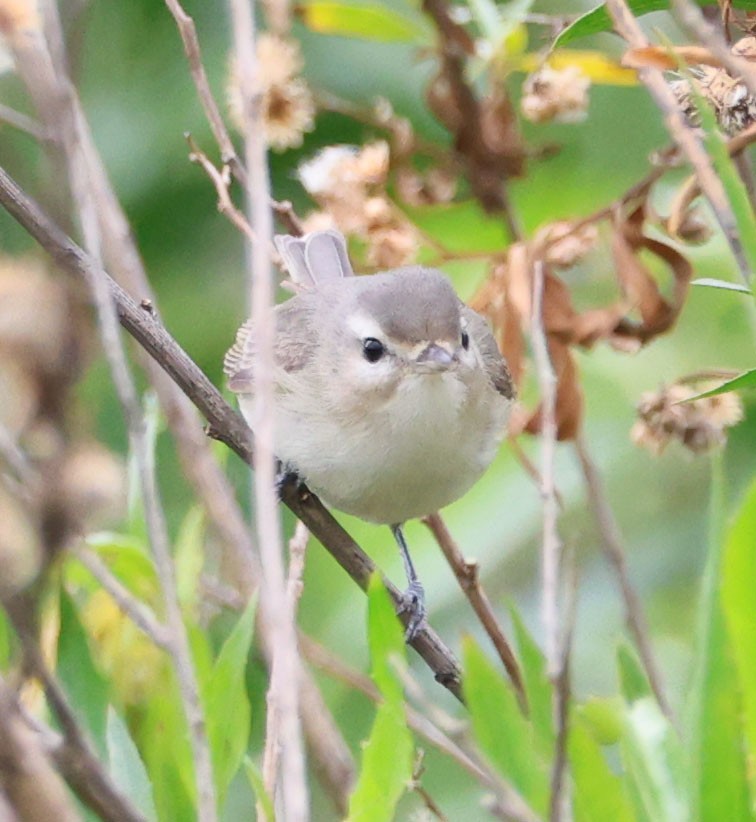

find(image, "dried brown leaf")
[622,45,722,70]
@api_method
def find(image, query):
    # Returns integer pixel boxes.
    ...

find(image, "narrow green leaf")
[570,715,634,822]
[57,590,110,756]
[346,575,413,822]
[463,636,547,815]
[204,595,257,799]
[174,506,206,610]
[301,1,431,43]
[682,368,756,401]
[577,696,624,745]
[244,757,275,822]
[509,605,554,755]
[554,0,756,48]
[621,697,690,822]
[690,454,751,821]
[722,477,756,800]
[107,707,158,821]
[617,643,652,704]
[692,278,752,294]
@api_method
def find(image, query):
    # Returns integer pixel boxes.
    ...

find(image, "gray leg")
[391,524,426,640]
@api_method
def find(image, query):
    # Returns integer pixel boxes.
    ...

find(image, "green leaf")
[617,643,652,704]
[509,605,554,755]
[174,506,206,610]
[570,715,634,822]
[346,575,413,822]
[244,757,275,822]
[301,1,431,43]
[722,477,756,801]
[554,0,756,48]
[690,454,751,821]
[682,368,756,401]
[620,697,690,822]
[463,636,548,815]
[692,278,752,294]
[107,707,158,821]
[577,696,624,745]
[204,595,257,800]
[57,590,110,756]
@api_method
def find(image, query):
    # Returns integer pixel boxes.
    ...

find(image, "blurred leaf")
[84,532,158,601]
[0,608,10,668]
[722,477,756,799]
[509,605,554,755]
[682,369,756,401]
[469,0,531,57]
[139,677,194,822]
[570,715,634,822]
[576,696,624,745]
[57,589,109,756]
[463,635,548,815]
[554,0,756,47]
[518,50,637,85]
[347,575,413,822]
[301,1,431,43]
[692,278,752,294]
[107,707,158,821]
[690,454,751,821]
[175,506,206,610]
[617,643,652,704]
[620,698,690,822]
[203,595,257,799]
[244,756,275,821]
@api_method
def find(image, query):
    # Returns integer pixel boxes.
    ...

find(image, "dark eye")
[461,330,470,350]
[362,337,385,363]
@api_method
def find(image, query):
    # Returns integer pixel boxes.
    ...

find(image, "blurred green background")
[1,0,755,817]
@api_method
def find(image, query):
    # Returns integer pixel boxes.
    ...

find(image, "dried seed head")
[536,221,599,268]
[670,65,756,135]
[632,382,743,455]
[521,64,591,124]
[227,34,315,151]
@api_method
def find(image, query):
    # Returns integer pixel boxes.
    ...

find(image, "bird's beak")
[414,343,456,371]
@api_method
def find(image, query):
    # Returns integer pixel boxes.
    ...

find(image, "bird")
[224,229,514,638]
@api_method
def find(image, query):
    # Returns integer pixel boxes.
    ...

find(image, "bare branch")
[422,513,526,707]
[574,434,674,720]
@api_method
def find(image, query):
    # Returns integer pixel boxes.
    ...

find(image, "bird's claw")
[397,580,426,641]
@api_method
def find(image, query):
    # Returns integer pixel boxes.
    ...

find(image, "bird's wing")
[461,305,516,400]
[274,230,354,287]
[224,299,315,394]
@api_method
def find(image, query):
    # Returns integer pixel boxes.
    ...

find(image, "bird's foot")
[397,580,426,642]
[275,464,303,500]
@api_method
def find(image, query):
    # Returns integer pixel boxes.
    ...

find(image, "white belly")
[258,370,510,524]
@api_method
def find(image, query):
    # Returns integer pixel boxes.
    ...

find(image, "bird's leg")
[391,524,426,641]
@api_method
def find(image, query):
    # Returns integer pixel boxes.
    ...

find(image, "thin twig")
[163,0,245,179]
[0,103,48,141]
[287,520,310,612]
[73,545,171,650]
[228,0,308,818]
[530,262,562,678]
[606,0,751,282]
[422,513,526,708]
[574,434,674,720]
[0,165,466,702]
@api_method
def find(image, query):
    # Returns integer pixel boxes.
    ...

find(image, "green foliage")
[300,0,432,43]
[692,278,752,294]
[107,708,158,821]
[346,575,414,822]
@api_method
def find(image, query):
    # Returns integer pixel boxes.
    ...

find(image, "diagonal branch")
[0,163,465,704]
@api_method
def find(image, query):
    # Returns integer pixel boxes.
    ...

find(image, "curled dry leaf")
[471,203,693,441]
[622,45,723,71]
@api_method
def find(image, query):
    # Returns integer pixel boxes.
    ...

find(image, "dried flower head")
[631,382,743,455]
[298,142,389,199]
[536,221,599,268]
[521,64,591,124]
[670,65,756,135]
[227,34,315,151]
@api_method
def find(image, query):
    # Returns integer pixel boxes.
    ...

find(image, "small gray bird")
[224,229,514,638]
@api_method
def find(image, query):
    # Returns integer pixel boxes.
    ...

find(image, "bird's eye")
[461,330,470,350]
[362,337,385,363]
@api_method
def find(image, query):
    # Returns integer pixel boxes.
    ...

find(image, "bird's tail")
[274,229,354,286]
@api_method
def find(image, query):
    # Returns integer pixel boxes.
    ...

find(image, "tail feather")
[275,230,354,286]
